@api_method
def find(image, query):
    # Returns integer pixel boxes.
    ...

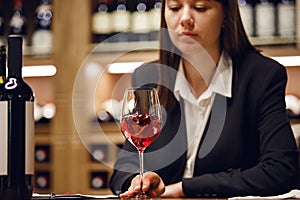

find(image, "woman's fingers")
[119,175,143,198]
[119,172,165,198]
[143,172,165,197]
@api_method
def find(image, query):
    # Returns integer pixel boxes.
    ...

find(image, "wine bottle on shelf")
[0,2,5,46]
[32,0,53,56]
[0,35,34,200]
[35,171,50,189]
[238,0,254,37]
[148,0,162,41]
[277,0,295,38]
[35,145,50,163]
[8,0,28,48]
[0,45,6,84]
[254,0,276,38]
[92,0,114,43]
[131,0,151,42]
[111,0,131,43]
[90,171,108,189]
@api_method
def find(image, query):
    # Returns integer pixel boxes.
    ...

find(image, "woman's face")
[164,0,224,55]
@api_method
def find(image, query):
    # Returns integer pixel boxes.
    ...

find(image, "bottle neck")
[40,0,51,4]
[0,45,6,77]
[14,0,23,10]
[8,36,22,78]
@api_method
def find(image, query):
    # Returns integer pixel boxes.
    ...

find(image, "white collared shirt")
[173,51,233,178]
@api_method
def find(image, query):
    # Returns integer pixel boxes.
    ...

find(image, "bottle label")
[239,4,253,36]
[278,4,295,37]
[0,101,34,175]
[132,11,151,33]
[5,77,18,90]
[92,13,113,34]
[112,10,131,32]
[32,30,53,55]
[0,101,8,175]
[255,4,275,37]
[26,101,35,175]
[149,8,161,31]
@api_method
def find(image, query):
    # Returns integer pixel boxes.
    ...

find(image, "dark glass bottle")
[9,0,28,47]
[35,171,50,189]
[148,0,161,40]
[0,45,6,84]
[92,0,113,43]
[32,0,53,55]
[0,35,34,200]
[277,0,295,38]
[254,0,276,38]
[112,0,131,42]
[131,0,151,41]
[0,1,5,46]
[238,0,254,37]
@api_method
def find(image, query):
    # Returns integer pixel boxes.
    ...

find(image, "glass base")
[122,192,161,200]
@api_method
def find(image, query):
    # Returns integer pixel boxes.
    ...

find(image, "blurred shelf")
[24,55,53,66]
[250,36,297,46]
[35,124,52,135]
[90,36,297,53]
[259,46,300,57]
[90,40,159,53]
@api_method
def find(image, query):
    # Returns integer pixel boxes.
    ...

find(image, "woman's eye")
[194,6,207,12]
[168,6,181,11]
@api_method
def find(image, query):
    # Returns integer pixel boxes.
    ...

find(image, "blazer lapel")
[197,94,227,159]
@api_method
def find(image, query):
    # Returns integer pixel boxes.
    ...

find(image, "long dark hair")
[157,0,257,112]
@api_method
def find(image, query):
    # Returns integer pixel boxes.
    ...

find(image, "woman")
[109,0,299,198]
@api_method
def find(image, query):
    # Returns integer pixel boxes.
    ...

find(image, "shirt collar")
[210,51,232,98]
[174,51,232,101]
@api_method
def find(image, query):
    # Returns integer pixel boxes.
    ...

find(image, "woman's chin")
[176,42,203,54]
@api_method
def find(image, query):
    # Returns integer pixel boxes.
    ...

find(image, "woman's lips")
[178,32,198,41]
[181,31,197,36]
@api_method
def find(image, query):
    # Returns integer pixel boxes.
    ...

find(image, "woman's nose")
[180,7,194,30]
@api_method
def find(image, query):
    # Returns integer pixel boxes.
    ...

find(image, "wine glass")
[120,87,162,198]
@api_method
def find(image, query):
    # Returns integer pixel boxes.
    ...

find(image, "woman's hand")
[160,182,185,198]
[119,172,166,198]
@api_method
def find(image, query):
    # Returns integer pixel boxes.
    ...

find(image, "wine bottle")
[277,0,295,38]
[0,45,6,84]
[0,35,34,200]
[148,0,161,40]
[111,0,131,42]
[131,0,151,41]
[92,0,114,43]
[90,171,108,189]
[9,0,28,48]
[35,145,50,163]
[35,171,50,189]
[0,2,5,46]
[254,0,276,38]
[238,0,254,37]
[32,0,53,55]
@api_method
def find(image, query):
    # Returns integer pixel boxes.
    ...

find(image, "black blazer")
[109,51,299,197]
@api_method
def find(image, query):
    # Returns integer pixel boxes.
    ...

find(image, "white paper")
[229,189,300,200]
[33,193,118,199]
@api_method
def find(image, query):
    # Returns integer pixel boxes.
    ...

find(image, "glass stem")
[138,150,144,194]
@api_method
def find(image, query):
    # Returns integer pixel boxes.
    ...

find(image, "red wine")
[120,114,161,152]
[0,35,34,200]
